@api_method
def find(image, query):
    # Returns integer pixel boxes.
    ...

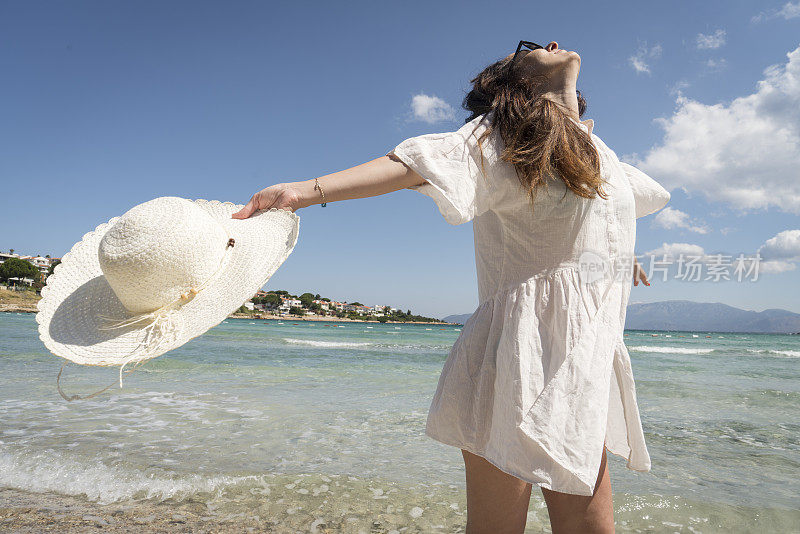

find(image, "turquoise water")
[1,313,799,532]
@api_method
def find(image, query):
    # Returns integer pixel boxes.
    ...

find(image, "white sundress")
[387,111,671,496]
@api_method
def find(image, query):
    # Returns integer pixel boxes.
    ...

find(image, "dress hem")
[425,425,650,494]
[424,426,595,497]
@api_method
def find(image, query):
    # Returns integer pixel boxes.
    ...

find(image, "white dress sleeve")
[618,161,671,218]
[387,119,490,225]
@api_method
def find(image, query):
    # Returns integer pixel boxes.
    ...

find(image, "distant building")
[278,296,301,315]
[0,252,60,284]
[312,299,330,311]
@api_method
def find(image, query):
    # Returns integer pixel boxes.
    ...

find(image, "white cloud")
[669,80,690,97]
[759,260,797,274]
[758,230,800,274]
[704,58,728,72]
[653,207,710,234]
[629,43,662,74]
[758,229,800,274]
[644,241,789,277]
[696,29,726,49]
[633,46,800,213]
[646,242,708,260]
[759,229,800,260]
[753,1,800,22]
[410,93,455,124]
[779,0,800,18]
[754,230,800,273]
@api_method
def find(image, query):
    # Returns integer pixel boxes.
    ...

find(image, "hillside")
[444,301,800,333]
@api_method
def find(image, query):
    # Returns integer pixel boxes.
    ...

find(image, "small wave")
[283,338,372,348]
[0,448,251,505]
[628,345,714,355]
[767,349,800,358]
[747,348,800,358]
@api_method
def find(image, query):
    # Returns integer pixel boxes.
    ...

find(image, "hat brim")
[36,200,299,367]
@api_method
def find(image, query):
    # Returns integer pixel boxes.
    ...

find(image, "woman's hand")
[633,257,650,286]
[231,182,307,219]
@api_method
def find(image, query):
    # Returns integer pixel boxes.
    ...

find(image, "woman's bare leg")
[540,448,615,534]
[461,449,533,534]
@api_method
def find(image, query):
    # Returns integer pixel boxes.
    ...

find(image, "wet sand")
[0,489,447,533]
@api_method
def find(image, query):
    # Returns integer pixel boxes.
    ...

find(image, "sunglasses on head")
[510,41,544,66]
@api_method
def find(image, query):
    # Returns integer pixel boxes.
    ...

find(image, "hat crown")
[98,197,229,314]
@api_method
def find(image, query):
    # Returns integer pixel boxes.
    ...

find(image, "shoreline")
[0,304,38,313]
[228,313,459,325]
[0,306,459,326]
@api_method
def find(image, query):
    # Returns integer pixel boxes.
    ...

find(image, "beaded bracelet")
[313,177,327,207]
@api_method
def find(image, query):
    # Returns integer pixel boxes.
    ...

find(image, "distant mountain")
[444,301,800,333]
[625,301,800,333]
[443,313,472,325]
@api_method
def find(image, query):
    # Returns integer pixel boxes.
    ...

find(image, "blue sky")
[2,1,799,318]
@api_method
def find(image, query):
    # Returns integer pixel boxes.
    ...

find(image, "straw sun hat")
[36,196,300,393]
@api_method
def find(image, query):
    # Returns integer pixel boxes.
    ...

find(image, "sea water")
[1,313,798,532]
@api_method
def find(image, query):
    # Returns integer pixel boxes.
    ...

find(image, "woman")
[233,40,670,534]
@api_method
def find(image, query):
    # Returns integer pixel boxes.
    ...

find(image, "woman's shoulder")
[458,112,502,165]
[456,112,492,141]
[585,129,618,162]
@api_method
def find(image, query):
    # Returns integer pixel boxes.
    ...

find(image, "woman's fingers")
[231,196,259,219]
[633,260,650,286]
[232,189,277,219]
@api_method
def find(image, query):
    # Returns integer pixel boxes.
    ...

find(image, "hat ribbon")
[96,237,236,386]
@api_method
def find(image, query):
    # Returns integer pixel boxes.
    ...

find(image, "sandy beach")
[1,488,249,534]
[1,483,450,534]
[0,289,39,313]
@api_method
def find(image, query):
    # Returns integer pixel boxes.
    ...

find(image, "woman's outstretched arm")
[231,154,425,219]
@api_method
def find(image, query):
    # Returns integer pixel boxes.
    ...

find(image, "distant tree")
[377,316,388,323]
[289,306,304,316]
[314,293,321,300]
[46,259,61,278]
[299,292,315,307]
[273,290,289,296]
[351,302,363,306]
[321,297,331,302]
[0,258,39,284]
[45,254,50,258]
[263,293,282,307]
[9,249,14,255]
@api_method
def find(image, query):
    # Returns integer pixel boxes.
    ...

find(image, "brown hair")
[463,55,606,204]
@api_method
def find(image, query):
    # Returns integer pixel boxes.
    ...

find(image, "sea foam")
[627,345,715,355]
[283,338,372,348]
[0,447,251,505]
